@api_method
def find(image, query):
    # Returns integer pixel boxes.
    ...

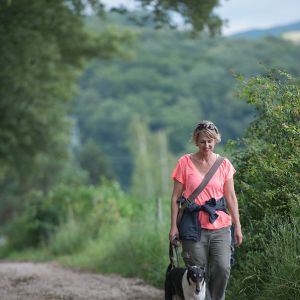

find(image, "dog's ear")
[186,267,192,285]
[187,276,193,285]
[197,266,206,280]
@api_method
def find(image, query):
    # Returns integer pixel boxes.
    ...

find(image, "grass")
[58,218,170,287]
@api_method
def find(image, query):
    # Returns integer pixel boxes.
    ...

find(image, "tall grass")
[228,218,300,300]
[258,220,300,300]
[48,217,86,255]
[58,215,170,287]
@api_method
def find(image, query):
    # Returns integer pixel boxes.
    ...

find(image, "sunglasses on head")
[197,123,217,131]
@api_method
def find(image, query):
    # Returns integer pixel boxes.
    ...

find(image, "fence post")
[156,197,162,222]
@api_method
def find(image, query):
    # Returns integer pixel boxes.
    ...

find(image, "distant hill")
[231,21,300,39]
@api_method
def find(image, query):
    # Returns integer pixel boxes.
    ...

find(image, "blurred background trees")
[227,70,300,300]
[0,0,132,222]
[75,15,300,189]
[0,0,224,220]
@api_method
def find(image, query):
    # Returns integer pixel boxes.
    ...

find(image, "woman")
[169,120,243,300]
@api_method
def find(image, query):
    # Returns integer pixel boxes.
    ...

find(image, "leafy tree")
[0,0,226,212]
[0,0,133,224]
[78,139,114,185]
[0,0,131,176]
[110,0,223,33]
[128,117,175,199]
[234,70,300,224]
[228,70,300,299]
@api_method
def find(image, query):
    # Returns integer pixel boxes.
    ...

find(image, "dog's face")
[187,266,206,295]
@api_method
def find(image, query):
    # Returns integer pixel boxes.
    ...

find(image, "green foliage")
[226,70,300,299]
[0,0,222,192]
[58,199,171,287]
[75,18,300,188]
[257,221,300,300]
[2,178,171,287]
[48,217,86,255]
[228,218,300,300]
[77,139,114,185]
[128,117,176,199]
[96,221,169,287]
[0,0,128,173]
[1,0,299,295]
[234,70,300,223]
[5,190,60,249]
[0,0,134,226]
[4,181,134,251]
[109,0,223,34]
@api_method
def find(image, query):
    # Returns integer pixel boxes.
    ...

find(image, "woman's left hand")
[224,178,243,246]
[234,225,243,246]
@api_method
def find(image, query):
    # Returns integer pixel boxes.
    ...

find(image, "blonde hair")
[192,120,221,145]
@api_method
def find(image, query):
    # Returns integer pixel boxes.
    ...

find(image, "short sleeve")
[224,158,236,181]
[171,158,186,185]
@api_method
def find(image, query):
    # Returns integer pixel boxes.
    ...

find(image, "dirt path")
[0,262,164,300]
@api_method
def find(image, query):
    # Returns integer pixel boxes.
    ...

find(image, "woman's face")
[197,134,216,154]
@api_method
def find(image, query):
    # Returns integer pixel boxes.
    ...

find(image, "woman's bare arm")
[169,179,184,241]
[224,178,243,246]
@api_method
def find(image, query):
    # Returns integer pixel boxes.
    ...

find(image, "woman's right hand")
[169,180,183,243]
[169,226,179,242]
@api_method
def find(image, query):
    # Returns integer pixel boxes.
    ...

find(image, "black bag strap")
[178,156,224,218]
[187,155,224,204]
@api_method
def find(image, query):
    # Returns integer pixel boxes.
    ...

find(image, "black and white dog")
[164,265,206,300]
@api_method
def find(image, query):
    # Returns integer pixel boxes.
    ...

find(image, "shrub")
[5,181,135,250]
[5,190,60,249]
[227,70,300,299]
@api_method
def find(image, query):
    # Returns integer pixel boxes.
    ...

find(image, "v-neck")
[188,153,219,178]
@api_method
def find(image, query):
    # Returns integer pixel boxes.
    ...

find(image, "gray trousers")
[181,226,231,300]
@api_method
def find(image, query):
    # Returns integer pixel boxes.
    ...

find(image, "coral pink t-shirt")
[171,154,235,230]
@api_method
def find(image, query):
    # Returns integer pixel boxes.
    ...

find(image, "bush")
[48,218,85,255]
[227,70,300,299]
[58,197,171,288]
[5,181,136,250]
[5,190,60,249]
[258,220,300,300]
[233,70,300,223]
[228,217,300,300]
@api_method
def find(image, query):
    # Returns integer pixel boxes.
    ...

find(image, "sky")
[216,0,300,35]
[103,0,300,35]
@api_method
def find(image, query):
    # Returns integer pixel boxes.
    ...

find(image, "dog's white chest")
[182,272,206,300]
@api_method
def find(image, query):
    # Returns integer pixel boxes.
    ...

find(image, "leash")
[169,238,181,269]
